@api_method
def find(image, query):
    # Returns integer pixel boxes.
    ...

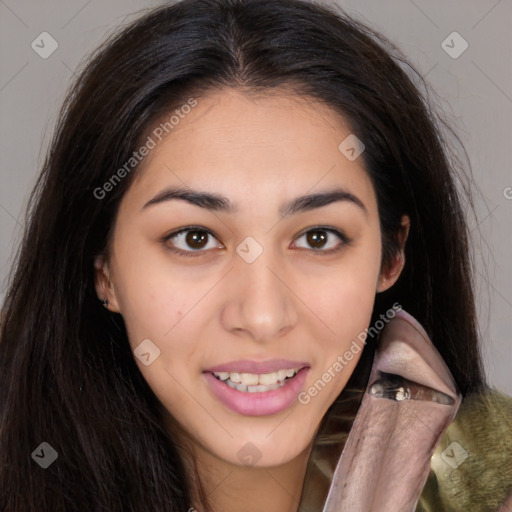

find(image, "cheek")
[299,285,376,413]
[303,241,381,396]
[109,239,217,392]
[323,265,378,335]
[313,272,376,374]
[112,255,203,420]
[315,242,381,340]
[111,239,201,344]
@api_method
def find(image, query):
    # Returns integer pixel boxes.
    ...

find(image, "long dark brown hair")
[0,0,486,510]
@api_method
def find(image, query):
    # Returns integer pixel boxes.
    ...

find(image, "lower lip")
[203,367,310,416]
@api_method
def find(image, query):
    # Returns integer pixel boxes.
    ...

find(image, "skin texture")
[94,88,409,512]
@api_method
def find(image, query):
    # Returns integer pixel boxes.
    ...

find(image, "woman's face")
[95,88,403,468]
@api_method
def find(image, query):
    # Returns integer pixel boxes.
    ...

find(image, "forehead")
[125,88,377,213]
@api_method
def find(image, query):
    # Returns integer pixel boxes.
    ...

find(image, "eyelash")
[161,225,351,258]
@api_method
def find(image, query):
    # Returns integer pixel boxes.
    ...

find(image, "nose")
[220,245,299,343]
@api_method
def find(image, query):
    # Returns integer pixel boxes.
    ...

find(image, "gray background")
[1,0,511,393]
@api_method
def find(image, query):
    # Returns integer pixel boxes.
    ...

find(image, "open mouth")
[204,365,310,416]
[210,367,304,393]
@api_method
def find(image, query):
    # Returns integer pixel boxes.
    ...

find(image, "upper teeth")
[213,367,301,386]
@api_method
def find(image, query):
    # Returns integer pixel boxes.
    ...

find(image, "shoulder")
[417,385,512,511]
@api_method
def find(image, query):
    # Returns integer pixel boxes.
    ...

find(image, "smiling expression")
[94,87,405,468]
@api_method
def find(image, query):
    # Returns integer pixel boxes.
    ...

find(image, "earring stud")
[102,298,109,307]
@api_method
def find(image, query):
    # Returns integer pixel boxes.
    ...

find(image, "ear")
[377,215,410,293]
[93,254,121,312]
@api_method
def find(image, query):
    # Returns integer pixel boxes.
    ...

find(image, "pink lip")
[203,367,310,416]
[204,359,309,374]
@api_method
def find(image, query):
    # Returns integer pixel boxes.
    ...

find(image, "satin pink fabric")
[322,309,462,512]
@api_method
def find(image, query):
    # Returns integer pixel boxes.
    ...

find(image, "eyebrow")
[142,185,367,218]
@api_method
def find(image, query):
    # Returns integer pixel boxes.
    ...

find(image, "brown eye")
[184,230,209,249]
[293,227,349,253]
[306,230,328,249]
[164,227,222,256]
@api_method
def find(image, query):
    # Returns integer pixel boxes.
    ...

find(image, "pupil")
[308,230,326,249]
[186,230,208,249]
